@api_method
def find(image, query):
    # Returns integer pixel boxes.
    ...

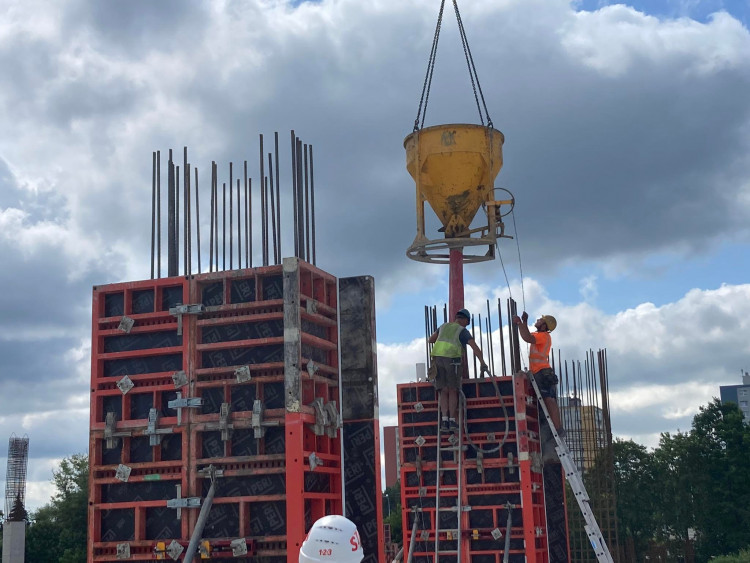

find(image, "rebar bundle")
[4,434,29,521]
[149,131,317,279]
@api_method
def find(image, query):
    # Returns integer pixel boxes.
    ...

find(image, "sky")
[0,0,749,512]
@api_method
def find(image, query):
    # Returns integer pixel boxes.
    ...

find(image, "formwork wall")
[88,258,342,563]
[397,375,569,563]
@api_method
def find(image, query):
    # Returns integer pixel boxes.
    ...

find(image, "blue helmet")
[456,309,471,320]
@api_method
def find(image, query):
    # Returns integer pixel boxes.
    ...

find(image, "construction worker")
[299,515,364,563]
[512,312,565,438]
[428,308,488,432]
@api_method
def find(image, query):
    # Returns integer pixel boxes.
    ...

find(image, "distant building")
[719,371,750,424]
[383,425,400,488]
[559,396,606,473]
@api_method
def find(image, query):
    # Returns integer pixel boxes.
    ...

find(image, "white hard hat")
[299,515,364,563]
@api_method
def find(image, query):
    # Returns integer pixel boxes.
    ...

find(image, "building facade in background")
[382,425,399,489]
[720,371,750,424]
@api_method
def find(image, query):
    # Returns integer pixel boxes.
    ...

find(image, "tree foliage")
[383,480,403,545]
[613,399,750,561]
[24,454,89,563]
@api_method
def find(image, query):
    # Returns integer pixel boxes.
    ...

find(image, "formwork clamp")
[169,303,205,336]
[252,399,279,438]
[116,543,131,559]
[203,403,235,442]
[105,411,132,449]
[308,397,339,437]
[146,408,175,446]
[168,392,203,425]
[168,484,202,520]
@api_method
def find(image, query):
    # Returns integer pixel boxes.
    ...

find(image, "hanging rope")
[413,0,494,131]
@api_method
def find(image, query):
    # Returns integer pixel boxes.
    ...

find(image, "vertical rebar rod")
[214,165,219,271]
[304,143,310,262]
[183,148,188,276]
[151,151,156,279]
[470,314,477,378]
[223,182,226,271]
[209,167,215,273]
[157,151,161,278]
[168,151,176,276]
[186,162,192,276]
[291,130,299,258]
[176,165,181,276]
[229,163,233,270]
[275,132,281,263]
[486,300,494,376]
[244,161,249,268]
[253,180,256,270]
[236,178,241,269]
[497,299,506,376]
[269,153,277,265]
[296,138,305,261]
[424,306,431,366]
[260,134,266,266]
[310,144,316,266]
[195,167,201,274]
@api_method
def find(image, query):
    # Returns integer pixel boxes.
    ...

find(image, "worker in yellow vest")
[512,312,564,437]
[428,309,488,432]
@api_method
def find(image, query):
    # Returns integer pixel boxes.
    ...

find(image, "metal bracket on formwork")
[309,452,323,471]
[420,530,430,542]
[198,541,211,558]
[168,392,203,426]
[203,403,235,441]
[535,526,544,537]
[418,486,427,498]
[197,465,225,479]
[167,484,201,520]
[115,464,132,483]
[309,397,327,436]
[166,540,184,560]
[305,299,318,315]
[414,402,424,412]
[251,399,279,439]
[530,451,543,474]
[146,408,174,446]
[235,365,252,383]
[491,528,503,540]
[116,543,131,559]
[323,401,341,438]
[306,360,319,377]
[105,411,132,449]
[168,303,205,336]
[231,539,249,556]
[118,316,135,333]
[476,451,484,474]
[172,370,188,389]
[507,451,515,475]
[117,375,134,394]
[414,435,425,447]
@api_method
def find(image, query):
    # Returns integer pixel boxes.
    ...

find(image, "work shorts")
[432,356,462,390]
[533,368,558,399]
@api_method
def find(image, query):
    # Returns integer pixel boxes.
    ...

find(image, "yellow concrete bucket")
[405,124,504,240]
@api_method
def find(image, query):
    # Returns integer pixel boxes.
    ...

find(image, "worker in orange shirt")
[512,312,565,438]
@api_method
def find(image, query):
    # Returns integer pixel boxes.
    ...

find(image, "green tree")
[383,481,402,545]
[687,399,750,561]
[611,439,659,559]
[25,454,88,563]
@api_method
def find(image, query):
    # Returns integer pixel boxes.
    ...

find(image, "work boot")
[449,419,459,433]
[441,418,450,432]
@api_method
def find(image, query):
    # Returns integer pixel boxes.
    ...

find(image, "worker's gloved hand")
[480,363,489,375]
[521,311,529,323]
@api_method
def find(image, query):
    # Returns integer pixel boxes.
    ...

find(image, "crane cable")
[413,0,493,131]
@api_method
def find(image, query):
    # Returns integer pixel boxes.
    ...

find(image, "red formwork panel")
[397,375,551,563]
[89,261,343,563]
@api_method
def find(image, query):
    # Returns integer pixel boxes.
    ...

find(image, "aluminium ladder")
[528,373,615,563]
[434,404,467,563]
